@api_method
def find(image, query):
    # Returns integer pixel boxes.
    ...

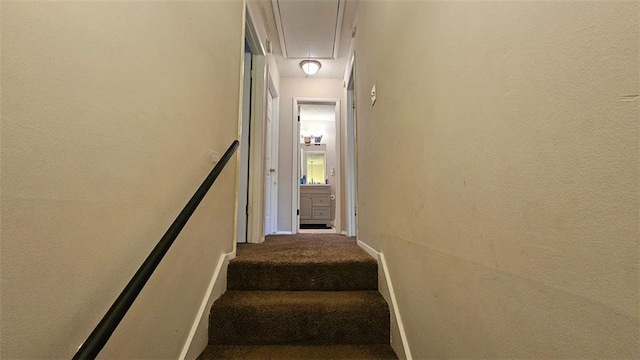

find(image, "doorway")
[293,99,341,234]
[237,10,268,244]
[236,40,252,244]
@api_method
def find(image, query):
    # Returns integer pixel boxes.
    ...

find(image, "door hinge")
[297,115,300,122]
[246,205,250,216]
[352,100,356,109]
[297,209,300,215]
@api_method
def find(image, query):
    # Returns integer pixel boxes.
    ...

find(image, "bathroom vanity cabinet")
[300,185,332,227]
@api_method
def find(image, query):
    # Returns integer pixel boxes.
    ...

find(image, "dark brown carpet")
[198,234,398,360]
[210,291,389,344]
[228,234,378,291]
[198,345,398,360]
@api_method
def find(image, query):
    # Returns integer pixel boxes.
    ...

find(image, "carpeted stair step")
[209,290,390,345]
[228,235,378,291]
[197,344,398,360]
[227,259,378,291]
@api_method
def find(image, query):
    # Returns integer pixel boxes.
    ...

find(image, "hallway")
[2,1,638,359]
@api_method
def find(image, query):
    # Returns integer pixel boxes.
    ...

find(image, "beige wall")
[1,1,243,358]
[276,77,344,232]
[354,1,639,358]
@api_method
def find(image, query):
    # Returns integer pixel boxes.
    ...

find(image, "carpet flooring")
[198,345,398,360]
[198,234,398,359]
[227,234,378,291]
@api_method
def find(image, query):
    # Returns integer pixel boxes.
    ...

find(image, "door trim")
[235,51,252,244]
[292,97,341,234]
[247,55,267,244]
[345,55,358,237]
[245,5,265,56]
[235,7,266,245]
[264,76,279,235]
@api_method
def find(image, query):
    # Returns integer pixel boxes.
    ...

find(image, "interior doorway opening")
[293,99,341,234]
[236,39,252,244]
[237,9,267,244]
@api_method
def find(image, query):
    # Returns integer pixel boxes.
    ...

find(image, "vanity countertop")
[301,184,330,187]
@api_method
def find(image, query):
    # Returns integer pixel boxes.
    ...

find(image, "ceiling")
[252,0,357,79]
[274,0,341,59]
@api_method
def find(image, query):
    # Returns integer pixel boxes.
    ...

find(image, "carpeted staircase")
[197,234,398,359]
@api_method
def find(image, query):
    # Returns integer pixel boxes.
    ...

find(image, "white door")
[295,104,301,233]
[264,91,274,235]
[269,91,278,234]
[346,68,358,237]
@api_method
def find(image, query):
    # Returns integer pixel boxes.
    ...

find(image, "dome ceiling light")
[300,60,321,76]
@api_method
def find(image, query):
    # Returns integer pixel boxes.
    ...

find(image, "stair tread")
[231,257,376,265]
[234,234,375,265]
[228,262,377,291]
[215,290,387,308]
[210,291,390,345]
[229,235,378,291]
[197,344,398,360]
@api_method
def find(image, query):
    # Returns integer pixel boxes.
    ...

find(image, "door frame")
[235,48,252,244]
[246,55,267,244]
[264,77,279,235]
[291,98,341,234]
[345,55,358,236]
[236,7,268,244]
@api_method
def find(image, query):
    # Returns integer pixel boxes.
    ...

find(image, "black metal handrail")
[73,140,239,360]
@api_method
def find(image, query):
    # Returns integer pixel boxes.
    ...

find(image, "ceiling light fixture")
[300,60,321,76]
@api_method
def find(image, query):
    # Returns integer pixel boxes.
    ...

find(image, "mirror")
[300,145,327,185]
[306,152,326,184]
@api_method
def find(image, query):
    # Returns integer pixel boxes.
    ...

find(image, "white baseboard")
[340,231,348,236]
[274,231,293,235]
[357,240,412,360]
[179,251,233,360]
[357,239,378,259]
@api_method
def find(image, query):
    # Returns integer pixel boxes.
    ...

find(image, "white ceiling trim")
[332,0,345,59]
[246,7,266,56]
[272,0,345,60]
[271,0,288,58]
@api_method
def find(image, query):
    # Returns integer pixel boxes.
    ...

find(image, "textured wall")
[276,77,344,232]
[354,1,639,358]
[1,1,243,358]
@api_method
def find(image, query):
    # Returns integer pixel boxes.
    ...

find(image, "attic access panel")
[273,0,344,59]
